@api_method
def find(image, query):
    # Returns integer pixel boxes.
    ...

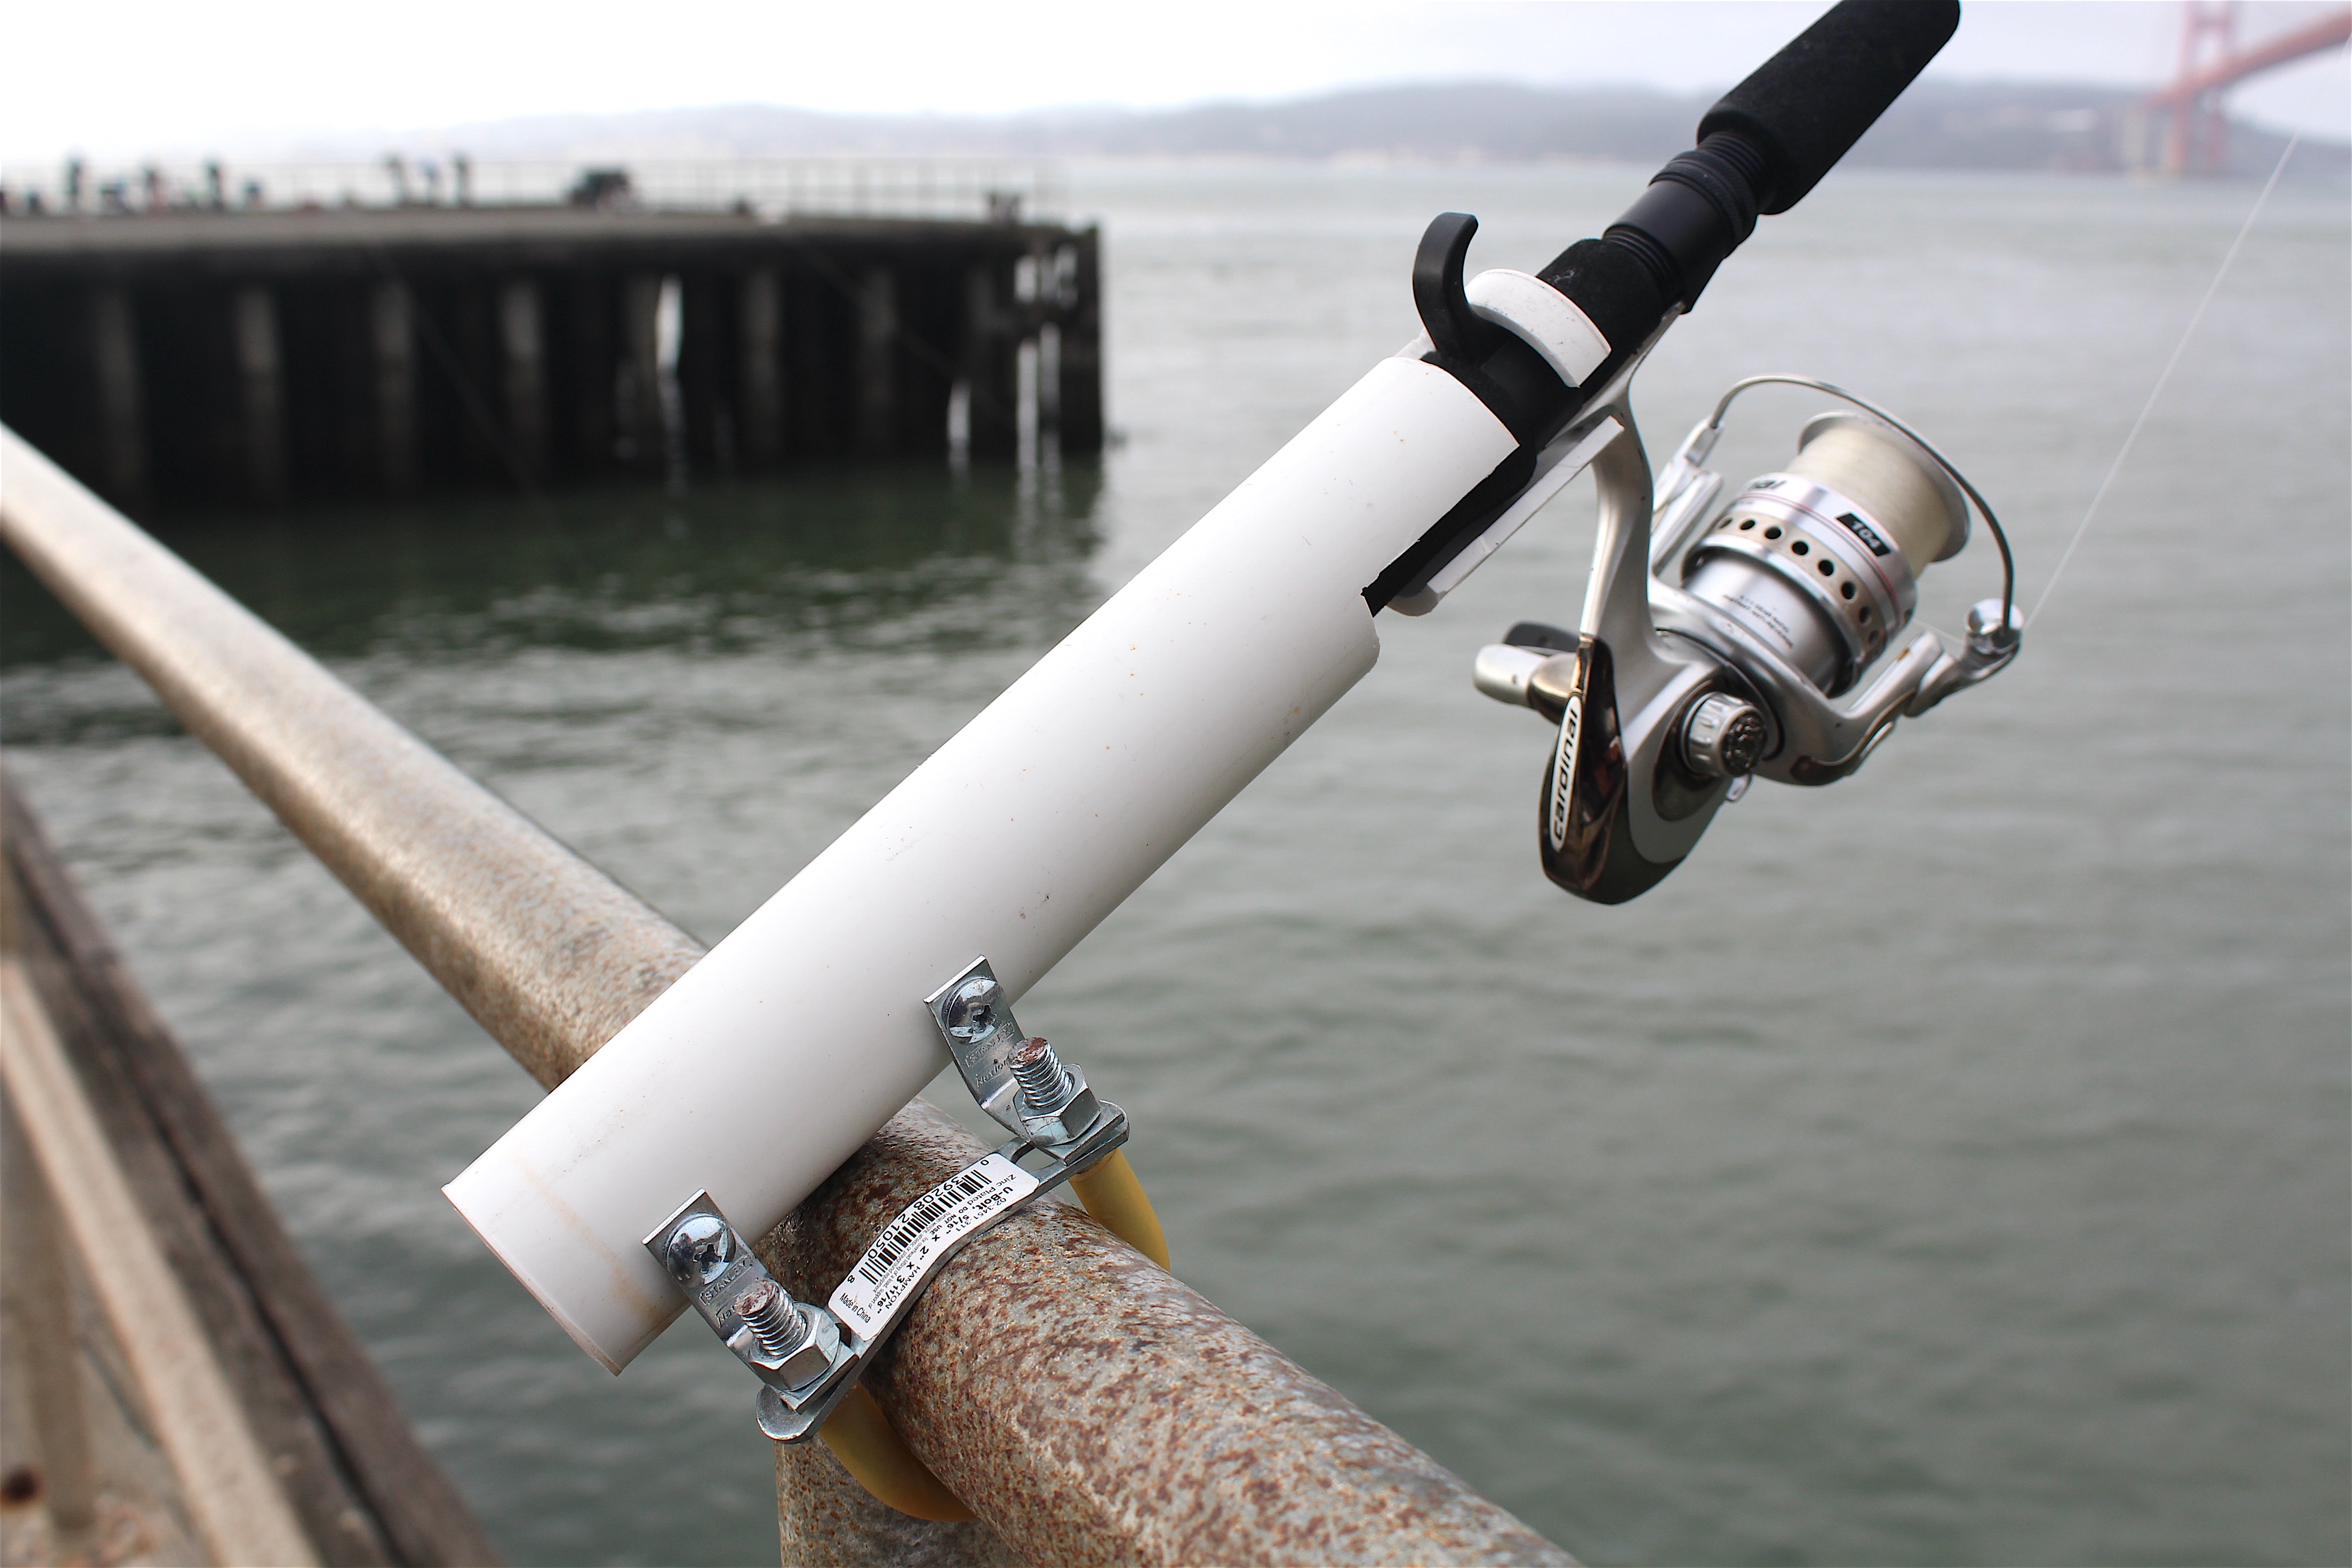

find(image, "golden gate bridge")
[2145,1,2350,175]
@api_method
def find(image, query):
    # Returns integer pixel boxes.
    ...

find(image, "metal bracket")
[644,955,1128,1441]
[645,1192,860,1441]
[925,957,1126,1160]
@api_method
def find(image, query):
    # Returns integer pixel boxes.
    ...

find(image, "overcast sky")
[3,0,2344,163]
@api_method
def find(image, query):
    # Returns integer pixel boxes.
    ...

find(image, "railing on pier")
[0,157,1063,224]
[0,424,1576,1566]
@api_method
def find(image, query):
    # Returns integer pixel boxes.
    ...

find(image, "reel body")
[1473,381,2021,903]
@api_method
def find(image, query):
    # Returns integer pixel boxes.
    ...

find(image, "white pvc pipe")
[445,354,1517,1372]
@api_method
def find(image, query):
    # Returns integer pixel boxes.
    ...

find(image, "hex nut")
[1022,1072,1100,1147]
[774,1320,834,1390]
[734,1299,839,1390]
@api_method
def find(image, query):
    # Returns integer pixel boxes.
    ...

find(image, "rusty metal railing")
[0,425,1575,1567]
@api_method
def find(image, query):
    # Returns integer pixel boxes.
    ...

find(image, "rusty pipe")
[766,1100,1576,1567]
[0,426,1575,1566]
[0,426,698,1087]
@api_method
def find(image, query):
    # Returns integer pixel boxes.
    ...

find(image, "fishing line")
[2026,132,2301,627]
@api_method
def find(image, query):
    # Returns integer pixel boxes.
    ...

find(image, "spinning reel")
[1471,378,2021,903]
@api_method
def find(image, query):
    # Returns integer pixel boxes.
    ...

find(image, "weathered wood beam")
[2,780,506,1567]
[0,1094,98,1548]
[0,957,318,1566]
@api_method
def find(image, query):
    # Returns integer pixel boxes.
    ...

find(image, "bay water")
[4,162,2346,1566]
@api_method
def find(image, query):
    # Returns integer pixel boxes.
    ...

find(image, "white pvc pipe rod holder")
[445,355,1518,1372]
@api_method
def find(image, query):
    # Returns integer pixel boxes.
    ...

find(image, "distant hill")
[411,78,2343,182]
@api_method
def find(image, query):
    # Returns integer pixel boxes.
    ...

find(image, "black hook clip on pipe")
[1413,211,1502,363]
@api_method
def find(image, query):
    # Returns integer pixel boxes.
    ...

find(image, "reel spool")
[1474,377,2020,904]
[1682,413,1968,697]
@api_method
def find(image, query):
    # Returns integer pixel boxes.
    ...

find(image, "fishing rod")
[446,0,2011,1461]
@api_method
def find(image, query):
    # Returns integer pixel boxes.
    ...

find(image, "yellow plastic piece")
[1069,1148,1171,1270]
[818,1384,974,1522]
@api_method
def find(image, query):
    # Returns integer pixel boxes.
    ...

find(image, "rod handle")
[1698,0,1961,214]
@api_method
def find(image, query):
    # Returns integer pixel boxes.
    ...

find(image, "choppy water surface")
[4,164,2346,1567]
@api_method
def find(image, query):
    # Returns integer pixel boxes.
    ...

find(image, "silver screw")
[942,976,1003,1043]
[733,1279,809,1360]
[1009,1036,1071,1113]
[663,1213,734,1287]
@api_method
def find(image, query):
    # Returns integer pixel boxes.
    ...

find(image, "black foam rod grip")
[1697,0,1959,214]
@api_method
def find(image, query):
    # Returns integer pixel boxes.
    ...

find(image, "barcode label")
[828,1154,1037,1339]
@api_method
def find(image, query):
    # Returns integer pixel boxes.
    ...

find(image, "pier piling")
[369,281,417,492]
[737,268,785,468]
[89,287,147,505]
[231,285,286,501]
[1,189,1104,509]
[497,279,546,480]
[855,266,897,458]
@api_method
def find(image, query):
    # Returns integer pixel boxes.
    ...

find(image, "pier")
[0,163,1102,511]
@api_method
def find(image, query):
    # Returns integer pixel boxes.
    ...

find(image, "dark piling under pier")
[0,204,1102,511]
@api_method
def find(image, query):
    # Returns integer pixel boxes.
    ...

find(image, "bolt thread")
[1010,1038,1069,1109]
[734,1281,807,1359]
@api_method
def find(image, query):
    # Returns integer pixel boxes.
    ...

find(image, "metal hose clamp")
[645,956,1127,1440]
